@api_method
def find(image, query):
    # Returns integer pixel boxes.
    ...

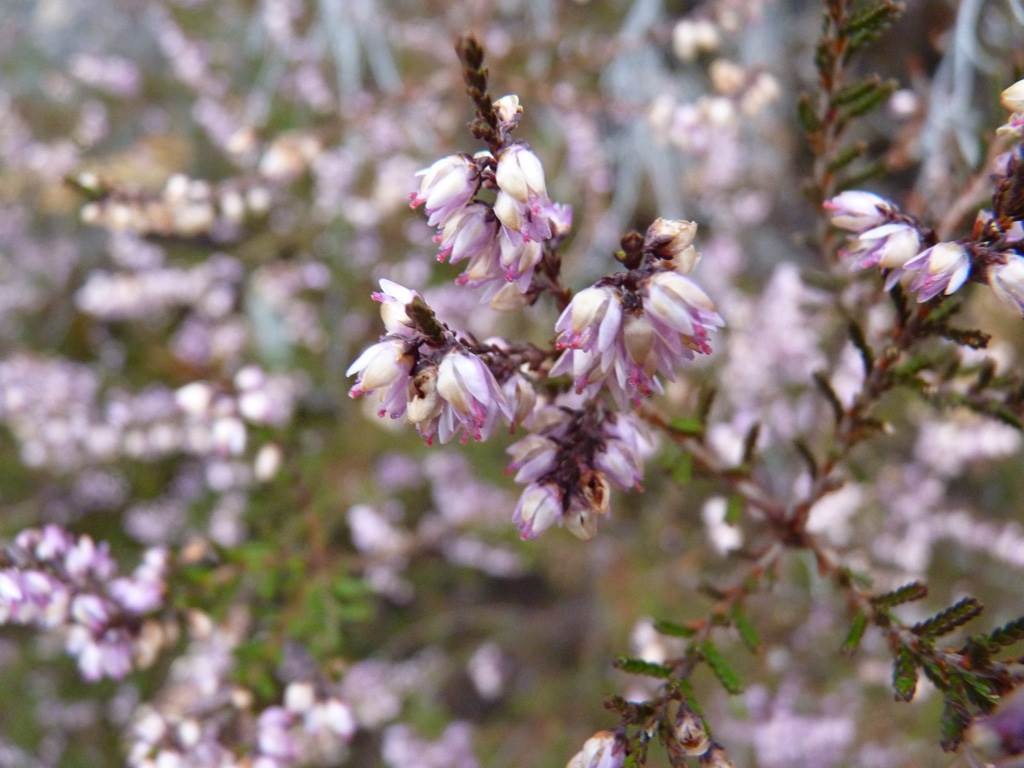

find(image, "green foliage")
[700,641,743,695]
[652,619,696,638]
[614,657,673,679]
[984,616,1024,649]
[871,581,927,609]
[891,646,917,702]
[912,597,984,638]
[841,612,868,654]
[730,605,760,654]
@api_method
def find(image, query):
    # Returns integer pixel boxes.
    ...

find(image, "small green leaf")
[671,451,692,485]
[939,696,971,752]
[613,656,672,679]
[731,605,761,653]
[892,646,918,702]
[725,495,744,526]
[701,641,744,694]
[912,597,984,638]
[841,613,868,654]
[653,619,697,638]
[669,417,704,436]
[798,94,822,133]
[871,581,927,608]
[985,616,1024,648]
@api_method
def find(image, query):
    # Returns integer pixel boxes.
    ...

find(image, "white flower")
[823,191,892,232]
[887,241,971,302]
[1002,78,1024,112]
[989,254,1024,314]
[512,483,562,540]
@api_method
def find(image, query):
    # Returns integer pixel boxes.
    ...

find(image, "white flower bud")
[1002,78,1024,112]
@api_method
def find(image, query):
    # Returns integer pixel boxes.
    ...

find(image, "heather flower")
[494,144,557,243]
[823,191,893,232]
[988,254,1024,314]
[372,279,420,337]
[432,350,512,443]
[844,222,921,271]
[566,731,626,768]
[346,339,414,418]
[410,154,478,227]
[552,272,722,403]
[493,94,523,131]
[644,217,700,272]
[0,526,168,681]
[436,204,499,272]
[512,483,562,539]
[886,241,971,302]
[506,408,652,540]
[1001,78,1024,113]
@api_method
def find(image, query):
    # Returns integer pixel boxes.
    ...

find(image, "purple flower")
[436,204,499,267]
[432,350,512,443]
[844,222,921,271]
[409,154,478,227]
[512,483,562,540]
[644,217,700,272]
[506,434,558,483]
[566,731,626,768]
[552,272,722,404]
[823,191,893,232]
[989,254,1024,314]
[371,279,420,338]
[346,339,414,418]
[493,144,558,243]
[886,242,971,302]
[595,414,653,490]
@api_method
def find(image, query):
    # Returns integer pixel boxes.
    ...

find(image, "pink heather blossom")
[512,483,562,540]
[372,279,420,337]
[430,350,512,443]
[346,339,414,418]
[823,191,893,232]
[409,154,478,227]
[506,407,652,539]
[989,254,1024,314]
[644,217,700,272]
[506,434,558,483]
[595,414,654,489]
[886,241,971,302]
[493,144,559,243]
[552,273,722,404]
[0,526,168,681]
[844,222,921,271]
[566,731,626,768]
[436,204,499,269]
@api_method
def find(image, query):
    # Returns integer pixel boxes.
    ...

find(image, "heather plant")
[2,1,1024,767]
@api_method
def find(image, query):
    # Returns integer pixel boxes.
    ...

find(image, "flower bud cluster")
[565,730,627,768]
[78,172,273,239]
[347,280,515,443]
[410,96,572,308]
[0,525,170,681]
[126,613,356,768]
[507,404,654,541]
[826,181,1024,313]
[551,219,723,404]
[826,191,972,302]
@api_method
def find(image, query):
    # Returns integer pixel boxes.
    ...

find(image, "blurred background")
[2,0,1024,766]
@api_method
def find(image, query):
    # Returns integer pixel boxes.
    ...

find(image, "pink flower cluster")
[410,102,572,307]
[347,280,515,444]
[507,404,654,540]
[827,188,1024,312]
[552,219,723,404]
[0,525,168,680]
